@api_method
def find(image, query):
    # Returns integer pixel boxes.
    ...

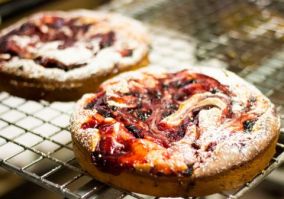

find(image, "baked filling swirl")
[0,11,148,71]
[73,68,278,176]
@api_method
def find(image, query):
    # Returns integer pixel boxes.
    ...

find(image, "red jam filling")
[82,70,256,175]
[0,15,116,70]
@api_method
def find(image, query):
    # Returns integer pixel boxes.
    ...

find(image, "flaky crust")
[70,67,280,196]
[0,10,150,100]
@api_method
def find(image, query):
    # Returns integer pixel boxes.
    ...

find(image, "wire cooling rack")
[0,0,284,198]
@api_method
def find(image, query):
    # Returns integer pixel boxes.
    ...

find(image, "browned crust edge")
[0,55,149,101]
[71,130,279,197]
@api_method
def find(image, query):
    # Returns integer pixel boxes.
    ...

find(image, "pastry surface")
[0,10,150,100]
[71,67,280,196]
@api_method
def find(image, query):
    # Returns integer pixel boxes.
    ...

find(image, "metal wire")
[0,0,284,198]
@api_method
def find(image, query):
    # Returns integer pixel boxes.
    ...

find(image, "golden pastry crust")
[0,10,150,100]
[70,67,280,196]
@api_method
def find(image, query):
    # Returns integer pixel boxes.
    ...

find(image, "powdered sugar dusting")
[0,10,150,88]
[71,67,280,177]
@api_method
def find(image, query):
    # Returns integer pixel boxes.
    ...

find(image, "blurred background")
[0,0,283,199]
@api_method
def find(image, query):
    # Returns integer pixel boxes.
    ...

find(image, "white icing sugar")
[36,42,94,65]
[11,35,38,48]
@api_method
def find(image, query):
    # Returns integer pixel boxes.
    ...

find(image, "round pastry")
[0,10,149,101]
[70,67,280,197]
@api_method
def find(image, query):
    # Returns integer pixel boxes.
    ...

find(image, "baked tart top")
[71,67,280,178]
[0,10,149,82]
